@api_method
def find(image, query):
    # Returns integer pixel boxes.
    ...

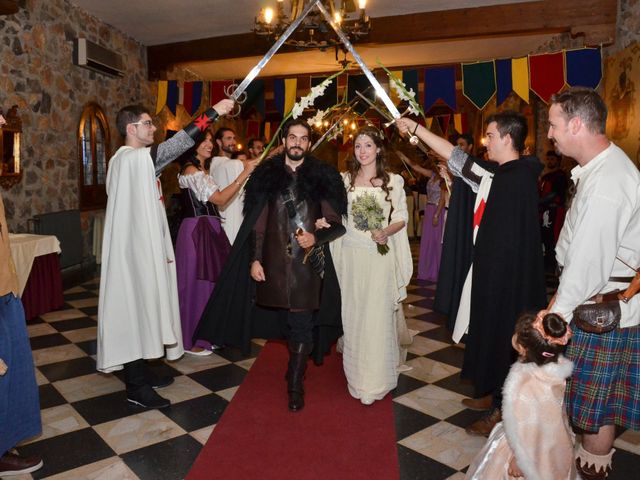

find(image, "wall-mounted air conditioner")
[73,38,124,77]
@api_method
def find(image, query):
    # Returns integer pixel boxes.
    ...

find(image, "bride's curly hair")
[346,126,392,202]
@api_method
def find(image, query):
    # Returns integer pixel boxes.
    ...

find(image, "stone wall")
[0,0,153,260]
[617,0,640,50]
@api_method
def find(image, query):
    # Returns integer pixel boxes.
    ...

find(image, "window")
[78,103,110,209]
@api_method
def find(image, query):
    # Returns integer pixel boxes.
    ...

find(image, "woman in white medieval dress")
[326,126,413,405]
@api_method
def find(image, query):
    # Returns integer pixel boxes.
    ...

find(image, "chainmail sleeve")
[152,106,221,176]
[448,146,491,193]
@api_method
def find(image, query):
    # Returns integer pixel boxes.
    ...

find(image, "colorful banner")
[166,80,179,116]
[284,78,297,115]
[529,52,565,103]
[246,120,261,139]
[210,80,233,106]
[424,66,457,111]
[453,113,468,134]
[437,114,451,135]
[241,79,265,118]
[565,47,602,89]
[156,80,168,114]
[182,81,204,116]
[512,56,530,103]
[274,79,285,116]
[495,58,512,106]
[462,61,496,110]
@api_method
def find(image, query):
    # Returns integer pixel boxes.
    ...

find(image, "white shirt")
[178,170,219,203]
[551,143,640,327]
[209,156,244,244]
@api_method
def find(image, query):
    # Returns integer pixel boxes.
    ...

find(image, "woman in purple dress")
[405,155,448,281]
[176,131,256,355]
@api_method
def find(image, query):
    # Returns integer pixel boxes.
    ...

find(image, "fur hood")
[243,154,347,216]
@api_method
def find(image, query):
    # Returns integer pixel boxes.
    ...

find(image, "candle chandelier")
[254,0,370,51]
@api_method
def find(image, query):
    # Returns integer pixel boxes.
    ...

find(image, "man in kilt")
[543,87,640,479]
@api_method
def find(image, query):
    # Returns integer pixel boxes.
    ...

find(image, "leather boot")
[286,341,313,412]
[575,444,614,480]
[461,394,493,411]
[465,407,502,436]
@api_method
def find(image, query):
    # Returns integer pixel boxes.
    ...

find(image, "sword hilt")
[225,84,247,118]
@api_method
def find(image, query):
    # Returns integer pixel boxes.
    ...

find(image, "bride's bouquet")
[351,192,389,255]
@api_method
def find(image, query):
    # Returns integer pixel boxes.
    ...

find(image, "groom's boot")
[286,341,313,412]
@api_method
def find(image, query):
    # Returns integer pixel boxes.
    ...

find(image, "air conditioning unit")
[73,38,124,77]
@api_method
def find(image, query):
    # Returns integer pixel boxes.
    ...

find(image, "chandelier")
[254,0,370,51]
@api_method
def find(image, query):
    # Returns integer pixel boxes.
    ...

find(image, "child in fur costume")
[465,312,577,480]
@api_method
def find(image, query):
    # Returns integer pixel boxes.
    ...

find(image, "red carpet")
[187,341,400,480]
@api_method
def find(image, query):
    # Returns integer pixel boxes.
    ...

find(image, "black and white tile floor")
[14,243,640,479]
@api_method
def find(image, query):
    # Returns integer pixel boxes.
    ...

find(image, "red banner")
[529,52,565,104]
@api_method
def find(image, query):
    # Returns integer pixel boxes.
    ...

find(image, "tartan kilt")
[565,323,640,432]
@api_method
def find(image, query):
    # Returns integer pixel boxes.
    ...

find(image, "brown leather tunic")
[253,174,340,310]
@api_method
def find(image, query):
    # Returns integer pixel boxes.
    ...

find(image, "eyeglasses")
[130,120,154,127]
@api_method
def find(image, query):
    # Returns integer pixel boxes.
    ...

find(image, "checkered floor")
[15,242,640,479]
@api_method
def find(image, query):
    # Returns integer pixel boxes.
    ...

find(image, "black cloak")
[434,176,476,330]
[193,154,348,365]
[460,156,547,397]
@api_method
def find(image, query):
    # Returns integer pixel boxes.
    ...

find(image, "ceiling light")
[254,0,370,51]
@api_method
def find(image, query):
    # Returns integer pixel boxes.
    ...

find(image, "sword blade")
[355,91,431,156]
[231,0,320,100]
[310,104,355,152]
[315,1,401,119]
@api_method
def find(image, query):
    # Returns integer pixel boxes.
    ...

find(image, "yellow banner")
[284,78,298,115]
[156,81,168,114]
[512,57,529,103]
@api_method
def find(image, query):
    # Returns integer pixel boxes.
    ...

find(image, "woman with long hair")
[327,126,413,404]
[403,154,448,281]
[176,130,256,355]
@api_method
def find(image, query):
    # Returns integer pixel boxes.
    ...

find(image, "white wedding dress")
[331,173,413,404]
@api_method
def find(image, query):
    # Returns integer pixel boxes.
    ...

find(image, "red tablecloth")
[21,252,64,320]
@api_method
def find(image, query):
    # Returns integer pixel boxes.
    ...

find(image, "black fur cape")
[194,153,346,364]
[243,153,347,217]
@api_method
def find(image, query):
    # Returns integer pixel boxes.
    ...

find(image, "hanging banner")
[453,113,469,134]
[166,80,179,116]
[311,75,338,111]
[243,79,265,117]
[512,56,530,103]
[284,78,297,115]
[246,120,261,139]
[210,80,233,106]
[565,47,602,89]
[425,117,434,130]
[529,52,565,103]
[437,114,451,135]
[495,58,512,106]
[156,80,168,114]
[274,79,285,116]
[462,61,496,110]
[424,66,456,111]
[182,81,203,116]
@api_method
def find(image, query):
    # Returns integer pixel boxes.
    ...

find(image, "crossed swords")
[226,0,407,129]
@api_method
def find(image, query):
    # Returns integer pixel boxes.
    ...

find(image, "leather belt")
[588,291,622,303]
[609,276,634,283]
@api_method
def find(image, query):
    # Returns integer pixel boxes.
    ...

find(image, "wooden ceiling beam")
[147,0,617,80]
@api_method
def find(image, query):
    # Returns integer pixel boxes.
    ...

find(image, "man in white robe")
[97,100,233,409]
